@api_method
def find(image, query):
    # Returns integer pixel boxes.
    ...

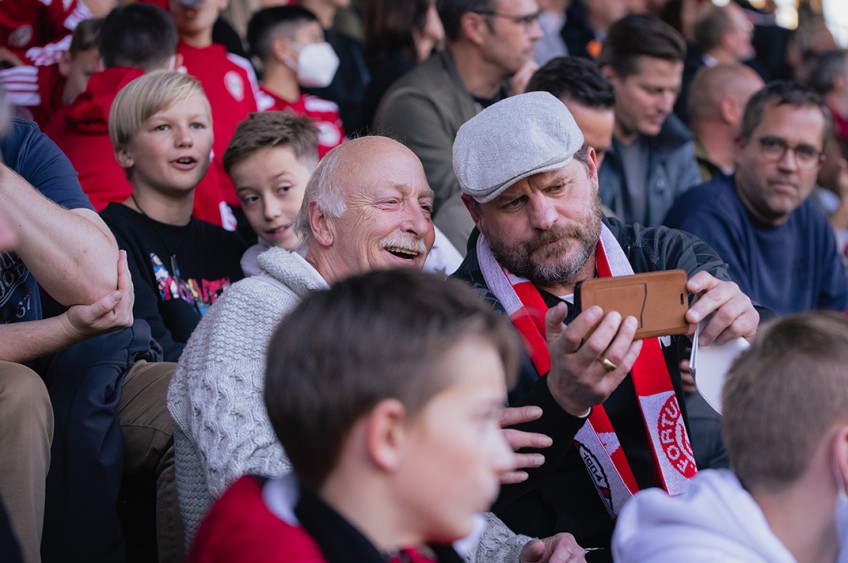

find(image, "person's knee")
[0,362,53,431]
[120,361,176,474]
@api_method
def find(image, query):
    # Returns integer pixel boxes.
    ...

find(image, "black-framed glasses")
[756,135,823,168]
[472,9,541,31]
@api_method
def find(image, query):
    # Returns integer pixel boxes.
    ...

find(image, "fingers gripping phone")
[573,270,690,339]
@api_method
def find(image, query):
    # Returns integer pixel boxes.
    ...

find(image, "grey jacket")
[599,114,701,227]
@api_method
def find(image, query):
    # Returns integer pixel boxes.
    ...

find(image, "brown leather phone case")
[574,270,690,339]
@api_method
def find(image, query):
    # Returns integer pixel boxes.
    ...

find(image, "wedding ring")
[599,357,617,372]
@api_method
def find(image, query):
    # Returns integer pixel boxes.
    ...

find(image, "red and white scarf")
[478,225,696,517]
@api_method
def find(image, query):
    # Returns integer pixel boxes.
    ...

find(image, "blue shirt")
[664,173,848,315]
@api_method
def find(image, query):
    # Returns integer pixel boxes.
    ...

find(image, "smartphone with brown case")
[573,270,690,339]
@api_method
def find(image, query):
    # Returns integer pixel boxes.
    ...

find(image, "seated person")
[246,5,345,158]
[101,70,247,361]
[450,91,759,555]
[168,135,436,541]
[614,311,848,563]
[664,81,848,315]
[223,111,320,276]
[188,269,519,562]
[0,113,127,563]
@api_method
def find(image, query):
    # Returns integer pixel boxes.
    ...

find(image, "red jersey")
[0,0,88,64]
[257,87,344,158]
[178,41,259,207]
[0,62,66,129]
[44,66,231,227]
[188,476,325,563]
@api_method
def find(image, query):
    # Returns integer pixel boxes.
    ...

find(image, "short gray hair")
[294,145,347,245]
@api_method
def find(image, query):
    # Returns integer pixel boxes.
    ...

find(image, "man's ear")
[585,145,600,184]
[460,12,488,46]
[720,95,746,127]
[308,201,335,247]
[462,194,482,225]
[365,398,407,472]
[600,65,619,85]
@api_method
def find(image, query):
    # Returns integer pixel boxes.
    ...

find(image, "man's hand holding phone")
[544,302,643,417]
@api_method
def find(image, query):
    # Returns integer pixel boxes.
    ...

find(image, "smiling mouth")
[174,157,196,165]
[384,246,420,260]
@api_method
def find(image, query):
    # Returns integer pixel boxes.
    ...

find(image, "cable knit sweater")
[167,247,531,561]
[167,248,328,542]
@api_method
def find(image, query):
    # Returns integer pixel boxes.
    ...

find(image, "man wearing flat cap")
[451,91,760,557]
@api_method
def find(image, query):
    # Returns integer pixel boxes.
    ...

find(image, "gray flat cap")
[453,91,584,203]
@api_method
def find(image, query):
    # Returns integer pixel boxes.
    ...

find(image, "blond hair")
[722,312,848,491]
[109,70,210,151]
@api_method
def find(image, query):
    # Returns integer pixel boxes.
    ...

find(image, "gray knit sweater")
[167,248,328,541]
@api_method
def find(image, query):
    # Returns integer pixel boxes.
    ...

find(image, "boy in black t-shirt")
[101,70,247,361]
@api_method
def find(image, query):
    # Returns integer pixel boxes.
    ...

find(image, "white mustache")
[380,234,428,255]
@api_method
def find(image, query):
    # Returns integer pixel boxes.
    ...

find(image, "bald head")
[688,63,764,126]
[297,136,436,280]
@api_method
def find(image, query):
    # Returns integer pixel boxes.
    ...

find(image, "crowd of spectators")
[1,0,847,562]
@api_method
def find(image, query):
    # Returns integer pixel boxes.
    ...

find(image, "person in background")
[246,5,345,158]
[597,14,701,227]
[170,0,259,234]
[687,63,764,181]
[361,0,444,128]
[298,0,371,136]
[374,0,543,253]
[0,17,103,129]
[526,56,615,166]
[664,81,847,315]
[532,0,568,66]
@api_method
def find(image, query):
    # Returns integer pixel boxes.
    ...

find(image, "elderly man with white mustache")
[169,136,585,563]
[168,136,436,540]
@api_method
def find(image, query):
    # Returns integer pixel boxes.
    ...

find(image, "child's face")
[59,48,99,106]
[230,146,312,250]
[394,335,516,543]
[121,93,213,197]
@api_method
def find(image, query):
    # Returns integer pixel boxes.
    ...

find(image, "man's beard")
[486,198,602,288]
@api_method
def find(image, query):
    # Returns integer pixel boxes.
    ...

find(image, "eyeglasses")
[755,135,823,168]
[472,10,541,31]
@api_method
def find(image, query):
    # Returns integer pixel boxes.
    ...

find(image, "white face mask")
[835,459,848,563]
[288,42,339,88]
